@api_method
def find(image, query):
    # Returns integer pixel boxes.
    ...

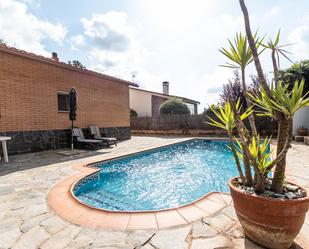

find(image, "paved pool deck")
[0,136,308,249]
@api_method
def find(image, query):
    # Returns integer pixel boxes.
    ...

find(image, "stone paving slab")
[191,235,234,249]
[12,225,50,249]
[0,136,308,248]
[150,225,192,249]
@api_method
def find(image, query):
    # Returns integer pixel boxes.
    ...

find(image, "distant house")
[0,45,137,154]
[293,106,309,135]
[129,82,200,117]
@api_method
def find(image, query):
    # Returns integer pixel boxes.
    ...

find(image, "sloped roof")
[130,87,200,104]
[0,44,138,87]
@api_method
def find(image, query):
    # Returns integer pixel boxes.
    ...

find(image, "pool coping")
[47,138,233,230]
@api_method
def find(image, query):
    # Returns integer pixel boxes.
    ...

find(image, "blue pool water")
[73,139,238,211]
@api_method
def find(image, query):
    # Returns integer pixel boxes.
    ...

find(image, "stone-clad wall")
[99,127,131,140]
[0,127,130,155]
[0,129,69,154]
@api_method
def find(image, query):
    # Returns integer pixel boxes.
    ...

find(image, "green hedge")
[159,98,190,115]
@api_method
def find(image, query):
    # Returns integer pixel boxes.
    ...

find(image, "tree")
[239,0,270,96]
[219,32,263,139]
[238,0,309,192]
[159,98,190,115]
[0,39,7,45]
[219,32,264,185]
[130,109,138,117]
[208,0,309,193]
[68,60,86,69]
[220,72,264,107]
[220,71,244,105]
[280,60,309,94]
[260,29,293,86]
[207,101,253,182]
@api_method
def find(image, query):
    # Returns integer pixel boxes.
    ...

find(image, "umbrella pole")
[71,119,74,150]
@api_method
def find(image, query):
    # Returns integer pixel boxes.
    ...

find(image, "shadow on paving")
[291,243,306,249]
[0,136,188,176]
[0,147,113,176]
[243,237,305,249]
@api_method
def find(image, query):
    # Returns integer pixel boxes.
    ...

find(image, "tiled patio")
[0,136,308,249]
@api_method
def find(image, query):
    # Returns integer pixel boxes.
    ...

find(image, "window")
[57,92,69,112]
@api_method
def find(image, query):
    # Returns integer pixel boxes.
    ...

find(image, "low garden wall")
[0,127,131,155]
[131,114,277,136]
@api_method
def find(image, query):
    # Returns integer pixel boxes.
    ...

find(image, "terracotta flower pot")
[228,178,309,249]
[297,128,308,136]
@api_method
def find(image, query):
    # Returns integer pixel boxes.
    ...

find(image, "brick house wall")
[0,47,132,154]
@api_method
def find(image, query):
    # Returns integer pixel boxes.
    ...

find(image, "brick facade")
[0,46,132,154]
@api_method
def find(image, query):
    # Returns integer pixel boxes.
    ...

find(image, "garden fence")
[130,114,277,136]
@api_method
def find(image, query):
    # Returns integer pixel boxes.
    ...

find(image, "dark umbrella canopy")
[69,87,77,150]
[69,88,77,121]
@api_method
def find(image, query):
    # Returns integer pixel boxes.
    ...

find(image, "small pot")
[297,127,308,136]
[228,178,309,249]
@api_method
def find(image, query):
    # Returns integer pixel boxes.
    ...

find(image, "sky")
[1,0,309,112]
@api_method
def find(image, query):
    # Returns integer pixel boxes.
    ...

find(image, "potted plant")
[297,126,308,136]
[207,1,309,248]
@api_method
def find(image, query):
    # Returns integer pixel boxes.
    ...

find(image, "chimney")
[162,81,169,95]
[51,52,59,62]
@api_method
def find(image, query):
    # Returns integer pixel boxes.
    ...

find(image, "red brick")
[0,49,130,132]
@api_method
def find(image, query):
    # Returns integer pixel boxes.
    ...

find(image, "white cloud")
[19,0,40,7]
[80,8,243,112]
[81,12,132,52]
[0,0,67,56]
[188,67,235,109]
[70,34,85,50]
[74,11,152,83]
[289,16,309,60]
[264,6,281,19]
[70,2,262,112]
[66,0,248,113]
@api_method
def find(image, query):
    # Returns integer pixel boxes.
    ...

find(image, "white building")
[129,81,200,117]
[293,106,309,135]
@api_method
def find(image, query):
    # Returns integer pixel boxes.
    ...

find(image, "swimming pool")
[73,139,238,211]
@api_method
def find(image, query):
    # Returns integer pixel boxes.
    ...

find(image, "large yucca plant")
[237,0,305,192]
[210,27,309,193]
[209,80,309,192]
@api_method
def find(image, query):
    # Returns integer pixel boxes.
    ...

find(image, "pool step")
[81,189,140,211]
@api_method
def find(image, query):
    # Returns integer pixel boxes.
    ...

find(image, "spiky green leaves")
[249,79,309,119]
[219,32,263,69]
[207,100,253,133]
[234,136,273,175]
[260,29,294,65]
